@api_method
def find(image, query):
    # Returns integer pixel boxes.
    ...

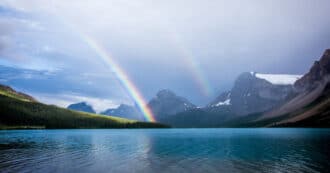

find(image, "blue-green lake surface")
[1,128,330,173]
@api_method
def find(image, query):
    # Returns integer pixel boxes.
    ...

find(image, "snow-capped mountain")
[67,102,96,113]
[162,71,303,127]
[148,89,196,118]
[253,72,302,85]
[156,49,330,128]
[208,72,301,116]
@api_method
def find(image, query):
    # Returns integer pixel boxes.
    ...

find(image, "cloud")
[0,6,82,69]
[0,0,329,105]
[0,9,48,65]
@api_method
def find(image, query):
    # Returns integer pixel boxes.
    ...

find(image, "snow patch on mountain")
[209,92,232,107]
[252,72,302,85]
[215,99,231,106]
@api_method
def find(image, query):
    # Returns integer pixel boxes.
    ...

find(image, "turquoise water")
[0,128,330,173]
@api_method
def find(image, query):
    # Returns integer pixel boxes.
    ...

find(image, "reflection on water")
[0,129,330,173]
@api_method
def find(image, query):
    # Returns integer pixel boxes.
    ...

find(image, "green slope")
[0,85,168,129]
[0,85,37,102]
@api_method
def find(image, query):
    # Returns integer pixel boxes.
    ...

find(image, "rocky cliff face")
[295,49,330,92]
[208,72,299,116]
[231,72,297,115]
[259,49,330,123]
[148,89,196,118]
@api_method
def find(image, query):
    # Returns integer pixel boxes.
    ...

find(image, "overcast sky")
[0,0,330,112]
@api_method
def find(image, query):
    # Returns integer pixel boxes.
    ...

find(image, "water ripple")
[0,129,330,173]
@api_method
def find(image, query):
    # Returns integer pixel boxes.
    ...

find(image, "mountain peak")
[156,89,176,98]
[225,71,296,115]
[72,102,89,106]
[323,49,330,56]
[67,102,96,114]
[149,90,196,118]
[319,49,330,73]
[294,48,330,91]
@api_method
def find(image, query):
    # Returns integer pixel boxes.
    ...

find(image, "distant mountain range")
[0,85,167,129]
[60,49,330,128]
[79,89,196,121]
[151,71,304,127]
[101,104,144,121]
[160,49,330,127]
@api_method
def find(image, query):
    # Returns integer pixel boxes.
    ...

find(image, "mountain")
[295,49,330,92]
[101,104,144,121]
[208,72,301,116]
[249,49,330,127]
[207,91,231,108]
[0,84,168,129]
[162,72,302,127]
[67,102,96,113]
[148,89,196,119]
[164,49,330,128]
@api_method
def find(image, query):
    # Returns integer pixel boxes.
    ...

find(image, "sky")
[0,0,330,112]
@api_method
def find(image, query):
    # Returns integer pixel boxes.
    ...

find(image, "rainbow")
[82,36,156,122]
[54,12,210,121]
[166,29,213,96]
[63,31,155,122]
[172,38,213,96]
[153,12,213,97]
[54,16,156,122]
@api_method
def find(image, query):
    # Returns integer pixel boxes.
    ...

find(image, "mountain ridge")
[160,49,330,128]
[2,49,329,128]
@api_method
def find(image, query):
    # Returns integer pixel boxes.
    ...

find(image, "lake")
[0,128,330,173]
